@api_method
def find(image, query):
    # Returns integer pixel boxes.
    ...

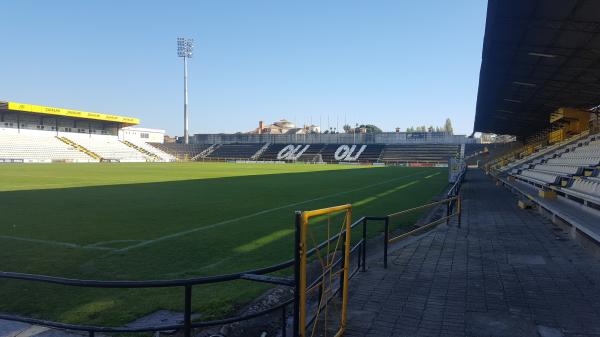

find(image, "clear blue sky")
[1,0,486,136]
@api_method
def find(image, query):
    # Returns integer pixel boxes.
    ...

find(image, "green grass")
[0,162,447,326]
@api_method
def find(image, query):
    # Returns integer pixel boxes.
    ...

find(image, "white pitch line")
[424,172,442,179]
[85,239,144,248]
[117,170,430,252]
[0,235,114,251]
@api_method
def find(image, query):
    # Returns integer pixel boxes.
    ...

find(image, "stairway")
[192,144,221,160]
[121,141,161,162]
[251,143,271,160]
[57,136,103,161]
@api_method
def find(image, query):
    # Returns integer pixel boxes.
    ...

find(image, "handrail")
[381,168,466,268]
[389,213,456,244]
[0,258,295,288]
[388,196,458,218]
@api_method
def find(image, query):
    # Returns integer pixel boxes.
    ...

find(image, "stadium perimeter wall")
[190,132,477,145]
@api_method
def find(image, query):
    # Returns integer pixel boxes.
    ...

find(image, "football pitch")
[0,162,448,326]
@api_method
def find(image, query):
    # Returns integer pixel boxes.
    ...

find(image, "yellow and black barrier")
[294,204,352,337]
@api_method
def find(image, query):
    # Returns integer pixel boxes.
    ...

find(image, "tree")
[444,118,454,135]
[358,124,383,133]
[343,124,352,133]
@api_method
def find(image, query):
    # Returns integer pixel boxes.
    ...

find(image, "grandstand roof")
[0,100,140,125]
[474,0,600,138]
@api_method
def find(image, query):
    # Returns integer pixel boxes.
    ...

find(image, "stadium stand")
[206,143,265,160]
[0,133,97,163]
[148,143,210,160]
[259,144,306,161]
[506,134,600,195]
[464,143,486,158]
[320,144,365,162]
[294,144,325,162]
[464,142,520,167]
[256,143,383,163]
[66,134,150,162]
[357,144,385,162]
[125,140,176,162]
[380,144,460,163]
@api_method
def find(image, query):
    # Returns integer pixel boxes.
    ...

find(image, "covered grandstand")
[0,100,173,162]
[474,0,600,138]
[474,0,600,243]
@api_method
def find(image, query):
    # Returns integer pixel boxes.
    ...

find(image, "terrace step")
[57,136,103,161]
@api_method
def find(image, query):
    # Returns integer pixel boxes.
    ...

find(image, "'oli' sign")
[277,145,310,160]
[334,145,366,161]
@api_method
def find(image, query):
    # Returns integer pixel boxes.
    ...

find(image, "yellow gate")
[294,204,352,337]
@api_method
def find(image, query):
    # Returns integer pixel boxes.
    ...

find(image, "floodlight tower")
[177,37,194,144]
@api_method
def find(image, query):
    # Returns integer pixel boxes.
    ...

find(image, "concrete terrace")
[345,170,600,337]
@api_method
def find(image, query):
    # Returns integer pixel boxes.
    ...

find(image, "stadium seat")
[206,143,265,159]
[518,169,562,185]
[533,164,583,176]
[0,133,98,163]
[66,134,150,162]
[563,178,600,203]
[380,144,460,163]
[545,157,600,167]
[126,140,176,162]
[148,143,211,160]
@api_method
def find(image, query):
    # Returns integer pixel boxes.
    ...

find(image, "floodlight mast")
[177,37,194,144]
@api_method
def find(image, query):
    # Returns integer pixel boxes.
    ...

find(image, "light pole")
[177,37,194,144]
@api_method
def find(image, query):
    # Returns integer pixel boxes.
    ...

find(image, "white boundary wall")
[190,132,478,145]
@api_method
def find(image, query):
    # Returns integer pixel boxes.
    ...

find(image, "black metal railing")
[0,258,297,337]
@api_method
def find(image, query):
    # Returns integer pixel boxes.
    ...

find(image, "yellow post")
[298,215,308,336]
[298,204,352,337]
[338,207,352,336]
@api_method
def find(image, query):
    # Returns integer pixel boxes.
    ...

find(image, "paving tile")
[344,170,600,336]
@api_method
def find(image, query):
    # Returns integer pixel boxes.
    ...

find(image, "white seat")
[519,169,560,184]
[66,134,149,162]
[127,140,176,162]
[0,133,97,162]
[567,178,600,199]
[533,164,580,175]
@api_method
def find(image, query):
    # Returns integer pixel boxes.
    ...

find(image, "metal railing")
[380,169,465,268]
[0,260,297,337]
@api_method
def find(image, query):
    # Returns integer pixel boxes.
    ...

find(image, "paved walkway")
[345,170,600,337]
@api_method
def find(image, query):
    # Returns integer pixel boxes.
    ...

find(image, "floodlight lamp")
[177,37,194,58]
